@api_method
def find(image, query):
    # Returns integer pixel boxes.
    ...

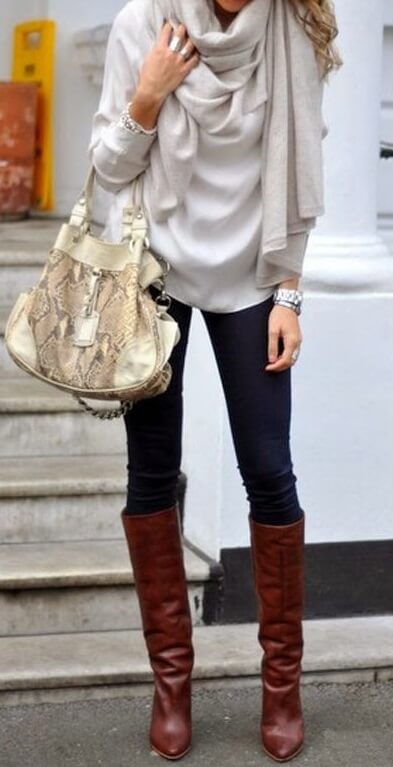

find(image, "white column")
[304,0,393,291]
[291,0,393,546]
[378,1,393,239]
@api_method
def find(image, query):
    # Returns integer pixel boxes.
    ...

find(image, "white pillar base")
[303,235,393,293]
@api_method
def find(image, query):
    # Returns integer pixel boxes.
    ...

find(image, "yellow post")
[12,20,56,211]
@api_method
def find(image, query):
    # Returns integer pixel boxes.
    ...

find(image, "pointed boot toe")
[150,677,193,759]
[262,716,304,762]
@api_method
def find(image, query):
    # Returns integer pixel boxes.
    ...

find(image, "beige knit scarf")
[136,0,326,284]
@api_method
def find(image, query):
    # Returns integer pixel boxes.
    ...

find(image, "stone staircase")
[0,218,222,700]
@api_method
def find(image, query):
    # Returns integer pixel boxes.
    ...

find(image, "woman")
[89,0,341,761]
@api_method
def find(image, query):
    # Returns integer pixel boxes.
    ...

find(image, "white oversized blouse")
[88,9,295,313]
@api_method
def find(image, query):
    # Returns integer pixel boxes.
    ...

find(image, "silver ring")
[179,45,190,60]
[291,348,300,363]
[169,35,183,53]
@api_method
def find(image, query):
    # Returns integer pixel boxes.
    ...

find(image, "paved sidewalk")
[1,681,392,767]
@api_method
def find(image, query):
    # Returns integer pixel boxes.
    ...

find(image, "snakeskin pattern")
[14,247,172,401]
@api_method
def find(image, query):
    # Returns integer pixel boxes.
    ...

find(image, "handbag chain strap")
[73,395,133,419]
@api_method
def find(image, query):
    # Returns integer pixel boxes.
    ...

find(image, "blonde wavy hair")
[289,0,343,78]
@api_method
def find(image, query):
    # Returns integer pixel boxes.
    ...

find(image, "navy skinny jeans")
[123,287,303,526]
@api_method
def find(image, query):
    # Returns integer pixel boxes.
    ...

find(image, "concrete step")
[0,378,125,457]
[0,217,98,374]
[0,616,392,705]
[0,306,25,376]
[0,217,60,251]
[0,539,212,636]
[0,219,61,374]
[1,264,42,306]
[0,218,58,305]
[0,455,128,543]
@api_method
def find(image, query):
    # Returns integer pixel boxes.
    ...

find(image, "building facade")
[1,0,392,619]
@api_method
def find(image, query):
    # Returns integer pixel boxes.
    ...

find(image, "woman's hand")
[265,304,303,373]
[131,21,199,125]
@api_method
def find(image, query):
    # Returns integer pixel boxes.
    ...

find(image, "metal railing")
[380,141,393,159]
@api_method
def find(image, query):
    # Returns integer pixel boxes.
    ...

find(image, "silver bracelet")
[118,102,157,136]
[273,287,303,315]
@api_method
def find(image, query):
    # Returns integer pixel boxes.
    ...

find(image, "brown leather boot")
[121,504,194,760]
[248,513,305,762]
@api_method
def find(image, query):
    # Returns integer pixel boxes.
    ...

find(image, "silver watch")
[273,287,303,315]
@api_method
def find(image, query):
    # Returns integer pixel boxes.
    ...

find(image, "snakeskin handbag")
[4,167,180,418]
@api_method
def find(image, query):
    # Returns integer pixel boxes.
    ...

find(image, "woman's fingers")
[267,328,279,366]
[167,22,198,62]
[265,334,300,371]
[169,22,187,49]
[178,37,196,61]
[139,19,199,107]
[265,306,302,373]
[273,338,297,371]
[159,21,186,51]
[167,24,199,74]
[160,21,174,46]
[183,51,200,72]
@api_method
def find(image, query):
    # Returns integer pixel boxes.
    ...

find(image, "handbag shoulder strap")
[69,165,146,242]
[121,173,145,242]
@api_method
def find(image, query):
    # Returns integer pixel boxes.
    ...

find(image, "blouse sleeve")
[275,232,310,280]
[87,7,157,194]
[256,232,310,289]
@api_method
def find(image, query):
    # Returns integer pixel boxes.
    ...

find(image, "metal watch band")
[273,287,303,315]
[274,300,301,315]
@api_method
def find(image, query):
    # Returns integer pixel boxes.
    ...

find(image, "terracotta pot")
[0,82,38,220]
